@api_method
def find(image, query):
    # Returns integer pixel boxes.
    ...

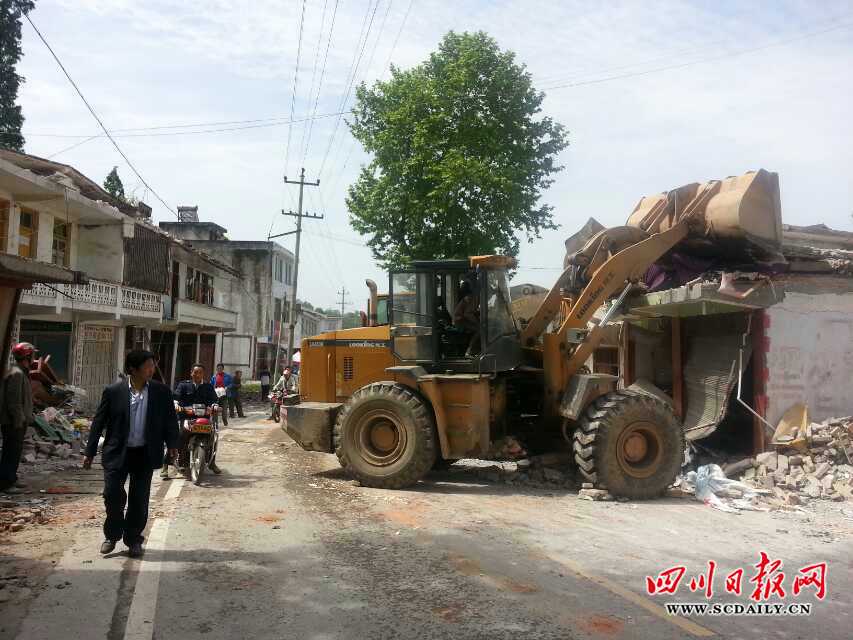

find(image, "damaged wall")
[765,281,853,427]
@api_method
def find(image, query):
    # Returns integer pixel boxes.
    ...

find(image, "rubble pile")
[463,452,580,489]
[0,497,53,533]
[17,407,90,468]
[736,416,853,507]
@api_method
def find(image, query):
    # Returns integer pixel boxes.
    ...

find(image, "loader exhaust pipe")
[365,279,378,327]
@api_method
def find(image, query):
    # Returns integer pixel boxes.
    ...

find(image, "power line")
[282,0,309,178]
[308,189,345,284]
[7,110,351,140]
[46,134,100,159]
[536,10,853,87]
[23,13,179,219]
[313,0,396,273]
[321,0,394,193]
[534,37,735,86]
[300,0,340,166]
[298,0,332,164]
[322,0,413,203]
[318,0,381,177]
[543,20,853,91]
[269,1,309,247]
[381,0,414,80]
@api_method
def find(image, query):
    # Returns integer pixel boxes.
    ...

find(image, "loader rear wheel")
[334,382,437,489]
[573,391,683,499]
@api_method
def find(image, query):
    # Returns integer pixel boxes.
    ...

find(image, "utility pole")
[277,168,321,378]
[337,287,350,318]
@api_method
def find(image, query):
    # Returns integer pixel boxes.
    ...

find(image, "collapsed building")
[557,185,853,462]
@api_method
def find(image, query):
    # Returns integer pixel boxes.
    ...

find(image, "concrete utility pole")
[280,168,321,375]
[337,287,350,318]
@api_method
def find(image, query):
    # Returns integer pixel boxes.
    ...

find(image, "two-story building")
[0,150,240,408]
[159,213,296,376]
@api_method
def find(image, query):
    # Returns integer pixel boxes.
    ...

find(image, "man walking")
[211,363,231,426]
[228,370,245,419]
[259,367,271,402]
[1,343,36,492]
[83,350,178,558]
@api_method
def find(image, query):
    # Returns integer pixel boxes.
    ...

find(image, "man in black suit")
[83,350,178,558]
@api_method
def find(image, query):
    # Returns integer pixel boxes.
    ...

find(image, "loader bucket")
[627,169,783,261]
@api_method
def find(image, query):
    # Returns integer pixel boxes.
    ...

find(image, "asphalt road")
[3,412,851,639]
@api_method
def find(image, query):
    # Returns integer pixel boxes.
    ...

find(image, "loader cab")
[388,257,522,373]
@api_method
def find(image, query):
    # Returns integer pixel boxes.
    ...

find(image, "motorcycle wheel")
[272,404,280,423]
[190,441,205,485]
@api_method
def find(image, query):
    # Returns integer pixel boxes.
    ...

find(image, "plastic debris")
[682,464,769,513]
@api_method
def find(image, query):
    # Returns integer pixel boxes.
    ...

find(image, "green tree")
[103,166,126,201]
[346,31,568,269]
[0,0,35,153]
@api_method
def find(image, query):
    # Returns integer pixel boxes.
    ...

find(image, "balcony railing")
[172,298,238,331]
[21,280,162,319]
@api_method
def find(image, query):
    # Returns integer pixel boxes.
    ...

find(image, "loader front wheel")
[573,391,683,499]
[334,382,437,489]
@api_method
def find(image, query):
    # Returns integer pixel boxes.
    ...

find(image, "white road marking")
[124,477,185,639]
[164,478,185,500]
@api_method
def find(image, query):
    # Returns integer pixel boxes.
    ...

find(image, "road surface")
[1,410,851,639]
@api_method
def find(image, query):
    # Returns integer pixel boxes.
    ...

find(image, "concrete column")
[115,326,127,376]
[671,318,683,420]
[36,211,54,263]
[170,330,180,387]
[7,202,20,255]
[195,332,201,363]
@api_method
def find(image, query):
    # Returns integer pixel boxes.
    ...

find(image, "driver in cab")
[453,280,481,358]
[162,363,221,478]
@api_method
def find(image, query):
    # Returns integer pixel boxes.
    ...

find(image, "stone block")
[813,462,830,480]
[756,451,778,471]
[578,488,610,501]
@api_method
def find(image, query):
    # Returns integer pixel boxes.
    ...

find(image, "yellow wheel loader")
[285,169,783,498]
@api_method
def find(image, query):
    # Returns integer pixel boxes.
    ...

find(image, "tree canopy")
[103,166,126,201]
[0,0,35,153]
[346,31,568,269]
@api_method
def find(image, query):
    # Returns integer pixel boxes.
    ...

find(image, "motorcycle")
[269,390,299,423]
[177,403,220,485]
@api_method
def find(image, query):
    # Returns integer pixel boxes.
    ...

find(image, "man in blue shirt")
[210,363,232,426]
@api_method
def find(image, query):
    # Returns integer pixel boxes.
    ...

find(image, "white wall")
[220,334,253,372]
[76,224,124,281]
[765,290,853,426]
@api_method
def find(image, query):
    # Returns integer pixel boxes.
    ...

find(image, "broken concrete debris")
[578,488,613,501]
[734,416,853,508]
[0,497,54,533]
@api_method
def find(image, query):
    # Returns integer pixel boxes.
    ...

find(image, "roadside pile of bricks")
[20,431,85,467]
[735,416,853,507]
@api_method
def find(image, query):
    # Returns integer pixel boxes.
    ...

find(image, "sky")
[16,0,853,311]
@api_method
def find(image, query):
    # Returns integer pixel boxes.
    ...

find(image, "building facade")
[1,151,239,408]
[160,217,296,376]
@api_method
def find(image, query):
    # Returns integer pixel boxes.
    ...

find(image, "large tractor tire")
[573,391,683,499]
[334,382,437,489]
